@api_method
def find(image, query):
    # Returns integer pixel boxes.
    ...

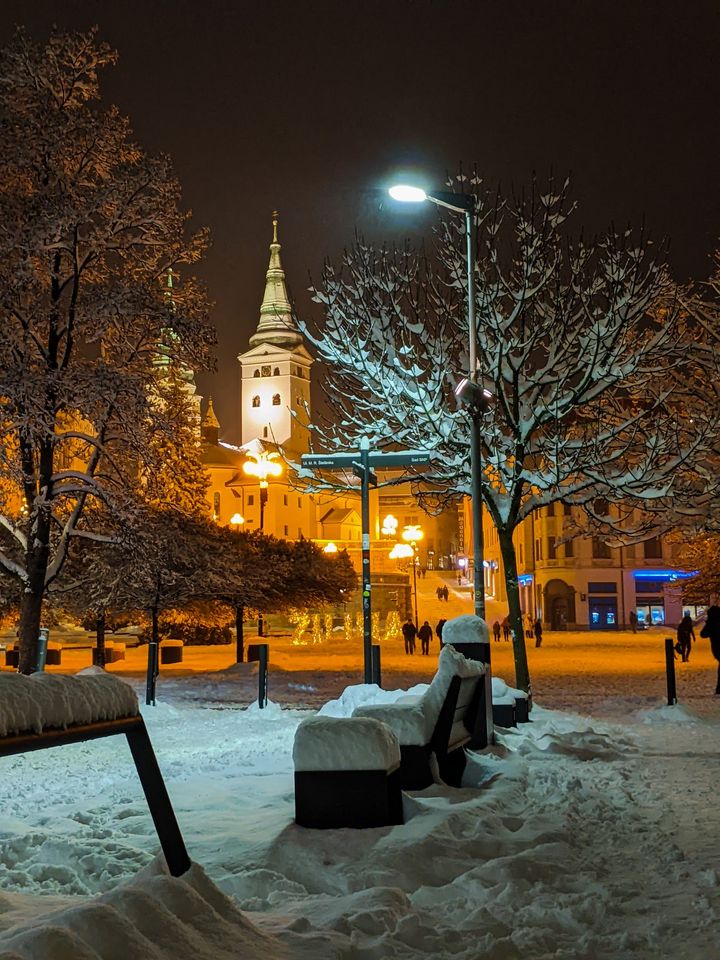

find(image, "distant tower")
[201,396,220,445]
[237,213,312,452]
[157,267,203,430]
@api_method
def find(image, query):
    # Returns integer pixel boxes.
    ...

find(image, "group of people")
[401,617,447,655]
[491,614,543,647]
[435,585,450,602]
[675,606,720,696]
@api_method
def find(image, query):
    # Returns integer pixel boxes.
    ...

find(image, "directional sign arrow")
[301,454,357,469]
[352,462,378,486]
[367,450,433,468]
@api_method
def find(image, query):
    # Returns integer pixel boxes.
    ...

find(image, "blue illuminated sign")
[632,569,696,582]
[518,574,534,587]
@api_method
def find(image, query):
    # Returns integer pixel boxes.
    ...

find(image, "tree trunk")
[236,604,244,663]
[498,528,531,695]
[93,612,106,667]
[17,567,45,675]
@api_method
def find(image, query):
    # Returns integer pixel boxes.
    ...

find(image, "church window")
[263,426,268,438]
[248,495,254,506]
[284,525,289,536]
[252,395,260,407]
[261,365,271,376]
[272,393,281,405]
[297,497,301,508]
[253,369,260,377]
[273,367,280,375]
[283,494,288,506]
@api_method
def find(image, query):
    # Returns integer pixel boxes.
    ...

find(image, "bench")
[492,677,530,728]
[160,639,184,664]
[353,643,487,789]
[93,641,126,664]
[0,673,190,877]
[4,641,63,668]
[293,716,403,829]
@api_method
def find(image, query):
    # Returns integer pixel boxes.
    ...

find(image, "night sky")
[1,0,718,437]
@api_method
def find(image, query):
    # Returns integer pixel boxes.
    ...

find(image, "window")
[297,497,301,508]
[283,494,288,506]
[252,395,260,408]
[298,527,303,538]
[548,537,556,560]
[592,536,612,559]
[261,365,271,376]
[283,525,289,536]
[535,539,542,561]
[564,503,573,516]
[248,495,254,506]
[564,539,574,558]
[253,369,260,378]
[272,393,281,405]
[594,498,609,517]
[273,367,280,376]
[643,537,663,559]
[263,426,268,438]
[546,504,555,517]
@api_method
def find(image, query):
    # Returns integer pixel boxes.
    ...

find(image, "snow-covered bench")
[352,643,487,789]
[293,716,403,828]
[0,672,190,877]
[492,677,530,727]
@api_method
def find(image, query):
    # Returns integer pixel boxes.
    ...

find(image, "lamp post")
[388,184,486,620]
[402,524,424,628]
[243,451,283,636]
[389,541,416,626]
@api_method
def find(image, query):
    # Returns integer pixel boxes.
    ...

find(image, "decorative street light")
[243,451,283,531]
[389,184,487,620]
[229,512,245,527]
[381,513,399,537]
[401,524,424,628]
[323,542,338,553]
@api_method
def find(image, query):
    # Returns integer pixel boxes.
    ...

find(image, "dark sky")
[1,0,718,436]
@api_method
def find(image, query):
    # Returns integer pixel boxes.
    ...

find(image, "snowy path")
[0,682,718,958]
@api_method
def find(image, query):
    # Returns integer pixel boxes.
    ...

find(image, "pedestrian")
[401,618,417,655]
[523,612,534,639]
[534,617,543,648]
[418,620,433,655]
[492,620,501,642]
[502,616,511,641]
[442,585,449,602]
[421,567,427,579]
[700,605,720,694]
[629,610,637,634]
[436,586,443,601]
[676,613,695,662]
[457,572,462,586]
[435,618,447,644]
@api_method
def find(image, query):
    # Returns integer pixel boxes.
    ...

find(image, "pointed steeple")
[249,212,303,349]
[202,396,220,444]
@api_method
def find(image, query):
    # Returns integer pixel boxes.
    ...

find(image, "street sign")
[367,450,433,468]
[353,462,377,486]
[301,454,356,469]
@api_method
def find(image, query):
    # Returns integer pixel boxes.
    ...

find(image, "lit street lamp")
[229,512,245,527]
[323,542,338,553]
[243,451,283,531]
[401,524,424,628]
[389,541,416,626]
[389,184,487,620]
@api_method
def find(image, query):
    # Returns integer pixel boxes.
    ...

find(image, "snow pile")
[293,715,401,771]
[492,676,527,705]
[441,613,490,646]
[353,644,486,745]
[317,681,429,717]
[0,860,283,960]
[0,673,138,737]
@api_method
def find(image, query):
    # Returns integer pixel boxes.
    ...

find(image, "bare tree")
[303,175,710,693]
[0,30,214,672]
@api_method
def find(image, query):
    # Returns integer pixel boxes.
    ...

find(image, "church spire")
[201,396,220,444]
[249,212,303,349]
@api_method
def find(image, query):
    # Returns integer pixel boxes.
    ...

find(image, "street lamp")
[389,183,486,620]
[243,451,283,531]
[401,524,424,628]
[229,512,245,527]
[389,541,416,627]
[323,542,338,553]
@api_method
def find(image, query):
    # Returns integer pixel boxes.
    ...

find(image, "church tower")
[237,213,312,452]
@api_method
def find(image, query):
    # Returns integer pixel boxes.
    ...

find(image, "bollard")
[664,636,677,705]
[257,643,269,708]
[35,627,49,672]
[146,642,159,706]
[371,643,382,688]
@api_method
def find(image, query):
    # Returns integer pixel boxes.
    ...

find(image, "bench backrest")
[430,673,484,756]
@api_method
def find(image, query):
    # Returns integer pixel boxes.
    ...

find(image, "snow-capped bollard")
[248,643,269,708]
[664,637,677,705]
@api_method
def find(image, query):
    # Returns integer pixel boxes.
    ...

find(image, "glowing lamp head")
[389,543,414,560]
[323,542,338,554]
[381,513,399,536]
[401,524,424,544]
[388,185,428,203]
[243,451,283,483]
[229,513,245,526]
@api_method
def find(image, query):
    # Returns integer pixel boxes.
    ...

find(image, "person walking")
[401,618,417,655]
[418,620,433,655]
[492,620,501,642]
[700,605,720,694]
[676,613,695,663]
[523,612,534,639]
[534,617,543,648]
[435,618,447,645]
[501,616,511,641]
[442,585,449,602]
[629,610,637,634]
[436,586,443,601]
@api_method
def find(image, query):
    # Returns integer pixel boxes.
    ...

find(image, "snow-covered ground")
[0,671,719,959]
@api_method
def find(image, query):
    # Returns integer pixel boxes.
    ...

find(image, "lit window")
[272,394,281,405]
[252,396,260,408]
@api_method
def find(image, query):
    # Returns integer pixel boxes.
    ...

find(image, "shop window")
[252,395,260,408]
[272,393,281,405]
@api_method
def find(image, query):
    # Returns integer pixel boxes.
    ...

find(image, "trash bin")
[160,639,184,664]
[45,641,62,666]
